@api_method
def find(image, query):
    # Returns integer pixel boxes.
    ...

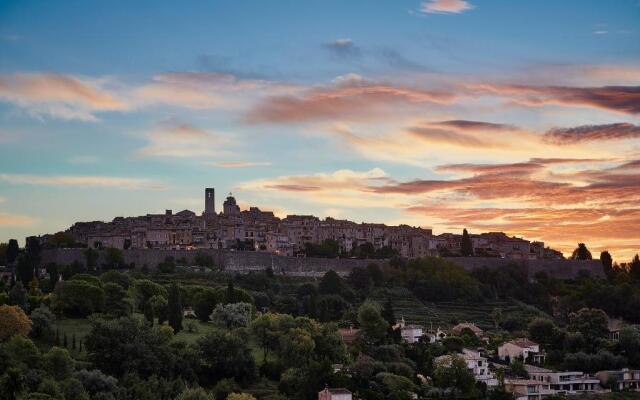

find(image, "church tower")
[205,188,215,215]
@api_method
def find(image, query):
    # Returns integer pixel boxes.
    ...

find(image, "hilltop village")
[39,188,564,261]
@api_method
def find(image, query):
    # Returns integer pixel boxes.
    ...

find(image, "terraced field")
[371,287,548,331]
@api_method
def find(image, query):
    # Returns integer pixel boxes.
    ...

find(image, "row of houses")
[35,188,565,261]
[336,320,638,399]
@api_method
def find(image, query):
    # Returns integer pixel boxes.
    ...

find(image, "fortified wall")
[39,249,604,279]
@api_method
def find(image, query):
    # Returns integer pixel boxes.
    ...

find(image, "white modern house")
[504,379,555,400]
[597,369,640,391]
[394,318,424,343]
[526,365,602,395]
[498,338,545,364]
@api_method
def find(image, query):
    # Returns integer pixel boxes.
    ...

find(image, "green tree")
[100,270,131,289]
[195,329,256,384]
[600,251,613,277]
[29,306,56,339]
[381,298,396,326]
[433,355,477,394]
[0,367,23,400]
[630,254,640,282]
[619,326,640,367]
[44,346,74,380]
[150,295,168,325]
[167,283,183,333]
[347,267,372,292]
[357,301,389,344]
[250,313,294,364]
[52,280,105,317]
[9,281,27,310]
[157,256,176,273]
[528,318,558,347]
[193,289,221,322]
[16,255,34,286]
[280,327,315,366]
[571,243,592,260]
[84,316,175,378]
[210,302,252,329]
[176,387,215,400]
[318,270,344,295]
[568,308,608,349]
[461,228,473,256]
[104,282,131,317]
[212,379,240,400]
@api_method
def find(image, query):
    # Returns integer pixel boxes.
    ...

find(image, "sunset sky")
[1,0,639,261]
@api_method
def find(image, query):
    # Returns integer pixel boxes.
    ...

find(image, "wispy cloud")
[544,123,640,144]
[137,119,231,158]
[469,83,640,114]
[421,0,474,14]
[245,76,456,123]
[0,212,35,226]
[325,38,362,59]
[208,161,272,168]
[0,73,126,121]
[133,72,298,110]
[0,173,166,190]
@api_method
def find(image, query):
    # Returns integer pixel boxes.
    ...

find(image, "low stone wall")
[39,248,377,277]
[39,249,605,279]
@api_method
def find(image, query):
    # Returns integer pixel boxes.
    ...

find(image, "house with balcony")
[504,379,556,400]
[526,365,602,395]
[597,369,640,391]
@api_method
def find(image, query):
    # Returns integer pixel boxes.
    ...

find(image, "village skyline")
[1,1,639,261]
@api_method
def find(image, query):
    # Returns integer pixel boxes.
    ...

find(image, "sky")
[0,0,639,261]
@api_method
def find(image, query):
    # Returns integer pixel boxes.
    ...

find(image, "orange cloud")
[470,83,640,114]
[421,0,474,14]
[0,73,125,120]
[239,159,640,260]
[137,119,231,158]
[545,123,640,144]
[245,79,456,123]
[210,161,272,168]
[0,212,35,226]
[0,173,166,190]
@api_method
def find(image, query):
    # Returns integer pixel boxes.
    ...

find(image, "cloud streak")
[421,0,474,14]
[0,173,166,190]
[0,73,126,120]
[137,119,231,158]
[545,123,640,144]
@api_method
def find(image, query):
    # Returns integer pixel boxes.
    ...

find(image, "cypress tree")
[226,281,236,304]
[54,329,60,346]
[382,298,396,326]
[144,301,154,326]
[167,283,183,333]
[63,333,68,348]
[461,229,473,256]
[72,334,76,350]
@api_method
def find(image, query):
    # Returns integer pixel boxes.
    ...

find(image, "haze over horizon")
[1,0,639,260]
